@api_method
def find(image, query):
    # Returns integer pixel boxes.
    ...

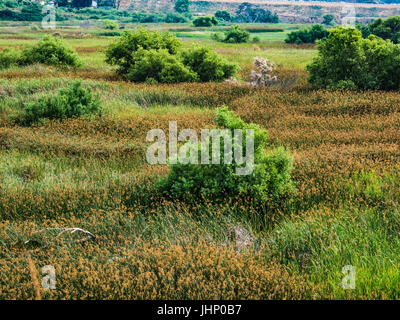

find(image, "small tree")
[103,19,118,30]
[105,29,238,83]
[0,48,20,69]
[127,49,198,83]
[180,47,238,82]
[193,16,218,27]
[223,25,250,43]
[20,36,81,67]
[285,24,328,44]
[157,107,295,208]
[307,27,400,90]
[16,82,100,126]
[174,0,189,14]
[322,14,335,25]
[105,28,182,76]
[215,10,231,22]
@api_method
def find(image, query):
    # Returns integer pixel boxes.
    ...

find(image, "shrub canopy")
[307,27,400,90]
[358,16,400,44]
[180,47,238,82]
[157,107,295,208]
[193,16,218,27]
[223,25,250,43]
[20,36,81,67]
[285,24,328,44]
[105,28,238,83]
[105,28,182,75]
[127,49,198,83]
[16,81,100,125]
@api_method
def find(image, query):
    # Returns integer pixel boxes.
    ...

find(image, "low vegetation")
[0,36,81,69]
[1,9,400,300]
[13,81,101,125]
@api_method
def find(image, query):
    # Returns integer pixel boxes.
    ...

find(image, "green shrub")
[164,12,188,23]
[223,25,250,43]
[20,36,81,67]
[360,34,400,90]
[322,14,335,25]
[285,24,328,44]
[127,49,198,83]
[16,81,100,125]
[174,0,189,14]
[0,48,21,69]
[211,32,223,41]
[105,28,182,76]
[105,28,238,83]
[234,3,278,23]
[157,107,295,208]
[307,27,400,90]
[96,31,121,37]
[103,19,118,30]
[252,36,261,43]
[193,16,218,27]
[180,47,238,82]
[19,2,43,21]
[215,10,231,22]
[359,16,400,44]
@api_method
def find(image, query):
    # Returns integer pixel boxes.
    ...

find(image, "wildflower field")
[1,22,400,300]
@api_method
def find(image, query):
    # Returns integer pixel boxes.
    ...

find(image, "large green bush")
[20,36,81,67]
[358,16,400,44]
[157,107,295,208]
[180,47,238,82]
[105,28,238,83]
[307,27,400,90]
[285,24,328,44]
[105,28,182,75]
[222,25,250,43]
[16,82,100,125]
[192,16,218,27]
[103,19,118,30]
[215,10,231,22]
[0,48,20,69]
[127,49,198,83]
[174,0,190,14]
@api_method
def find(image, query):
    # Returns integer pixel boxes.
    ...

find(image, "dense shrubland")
[0,36,81,69]
[285,24,329,44]
[212,25,251,43]
[357,16,400,44]
[13,81,101,125]
[193,16,218,27]
[2,13,400,300]
[307,27,400,90]
[105,28,238,83]
[1,75,400,298]
[157,107,295,213]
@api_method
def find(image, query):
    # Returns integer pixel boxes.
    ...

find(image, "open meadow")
[1,20,400,300]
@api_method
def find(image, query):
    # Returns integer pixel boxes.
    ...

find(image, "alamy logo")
[41,265,56,290]
[146,121,255,175]
[341,265,356,289]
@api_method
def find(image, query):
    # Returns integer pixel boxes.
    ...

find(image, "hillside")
[124,0,400,23]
